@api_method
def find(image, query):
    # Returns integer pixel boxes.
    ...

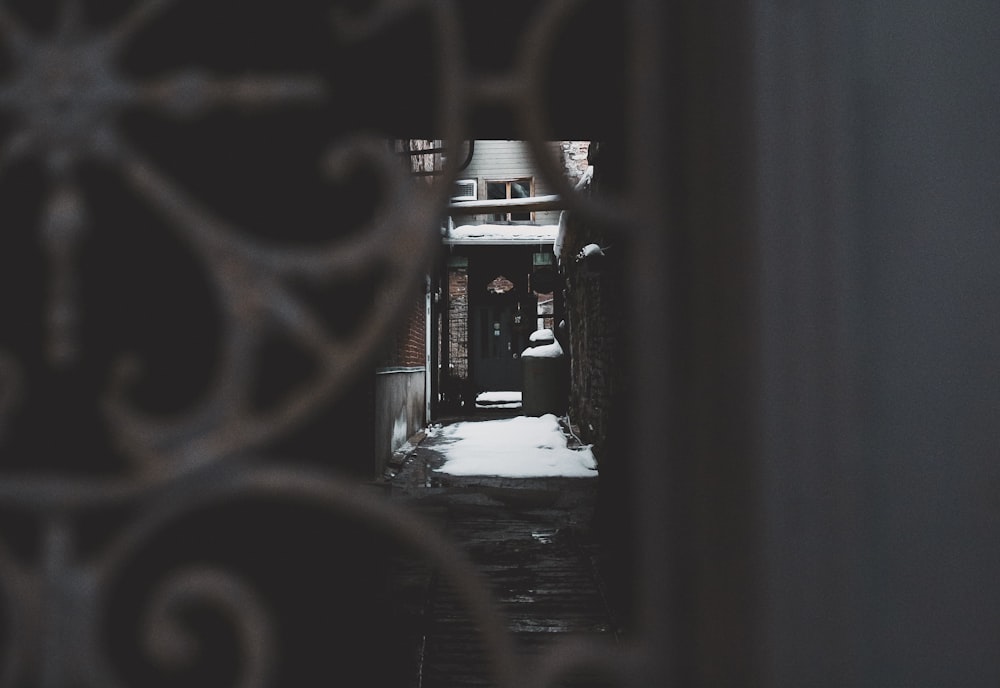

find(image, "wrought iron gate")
[0,0,696,685]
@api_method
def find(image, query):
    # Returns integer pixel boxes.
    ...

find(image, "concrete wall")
[374,368,425,478]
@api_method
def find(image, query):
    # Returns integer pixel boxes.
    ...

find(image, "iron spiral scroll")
[0,0,637,685]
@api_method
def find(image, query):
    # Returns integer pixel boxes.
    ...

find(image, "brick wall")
[379,287,426,369]
[447,267,469,379]
[374,283,426,477]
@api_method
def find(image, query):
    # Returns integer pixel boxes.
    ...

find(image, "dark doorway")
[465,247,539,392]
[471,295,527,391]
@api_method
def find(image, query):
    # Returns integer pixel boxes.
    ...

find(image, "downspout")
[425,274,432,425]
[459,140,475,172]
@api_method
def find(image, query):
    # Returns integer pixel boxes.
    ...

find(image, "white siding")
[457,141,564,225]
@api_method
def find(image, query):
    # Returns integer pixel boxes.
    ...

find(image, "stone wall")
[558,141,634,629]
[560,141,591,185]
[560,146,626,460]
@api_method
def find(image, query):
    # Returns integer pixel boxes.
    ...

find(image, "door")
[471,298,524,391]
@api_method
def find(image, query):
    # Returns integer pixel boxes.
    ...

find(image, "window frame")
[484,177,534,223]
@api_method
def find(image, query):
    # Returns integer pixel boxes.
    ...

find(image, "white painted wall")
[456,140,564,225]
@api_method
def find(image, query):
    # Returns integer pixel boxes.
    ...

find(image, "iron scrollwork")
[0,0,634,685]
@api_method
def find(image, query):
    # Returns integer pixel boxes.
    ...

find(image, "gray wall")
[374,369,425,478]
[629,2,1000,685]
[753,3,1000,685]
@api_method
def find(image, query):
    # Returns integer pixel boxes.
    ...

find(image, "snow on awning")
[475,391,522,409]
[444,223,559,246]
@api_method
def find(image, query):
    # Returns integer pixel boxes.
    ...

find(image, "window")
[486,178,532,222]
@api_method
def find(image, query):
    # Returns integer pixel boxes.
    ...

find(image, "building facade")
[438,140,586,406]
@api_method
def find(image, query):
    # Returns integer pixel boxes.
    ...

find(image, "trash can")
[521,329,567,416]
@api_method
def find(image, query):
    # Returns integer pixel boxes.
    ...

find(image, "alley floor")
[384,410,620,687]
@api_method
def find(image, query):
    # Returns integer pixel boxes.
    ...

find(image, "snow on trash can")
[521,328,567,416]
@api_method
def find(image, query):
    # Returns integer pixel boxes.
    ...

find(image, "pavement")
[383,408,621,687]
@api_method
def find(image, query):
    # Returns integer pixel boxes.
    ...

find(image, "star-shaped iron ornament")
[0,0,327,366]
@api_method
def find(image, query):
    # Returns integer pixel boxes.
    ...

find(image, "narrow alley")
[384,409,618,687]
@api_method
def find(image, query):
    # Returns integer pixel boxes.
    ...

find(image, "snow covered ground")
[433,414,597,478]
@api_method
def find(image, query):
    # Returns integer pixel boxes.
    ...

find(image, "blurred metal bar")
[447,194,563,215]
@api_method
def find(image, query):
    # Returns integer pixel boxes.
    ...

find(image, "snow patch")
[554,211,566,263]
[576,243,605,261]
[392,411,409,451]
[475,390,523,409]
[447,224,559,244]
[476,391,523,404]
[434,414,596,478]
[522,338,563,358]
